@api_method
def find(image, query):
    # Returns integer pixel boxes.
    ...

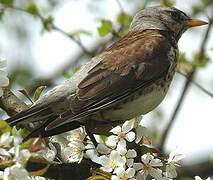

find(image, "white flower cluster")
[1,119,210,180]
[61,127,86,163]
[63,119,184,180]
[91,119,184,180]
[0,130,55,180]
[0,132,31,179]
[0,60,9,96]
[195,176,211,180]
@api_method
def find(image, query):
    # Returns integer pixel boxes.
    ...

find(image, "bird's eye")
[170,11,181,20]
[169,10,187,22]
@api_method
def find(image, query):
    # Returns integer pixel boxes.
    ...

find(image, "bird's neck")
[130,18,180,42]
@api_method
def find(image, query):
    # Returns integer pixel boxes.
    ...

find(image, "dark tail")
[6,104,54,126]
[6,104,83,139]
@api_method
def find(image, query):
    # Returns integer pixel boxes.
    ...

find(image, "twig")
[0,5,93,56]
[177,71,213,98]
[158,18,213,151]
[0,88,28,116]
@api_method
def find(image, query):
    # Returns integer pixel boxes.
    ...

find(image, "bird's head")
[130,6,208,40]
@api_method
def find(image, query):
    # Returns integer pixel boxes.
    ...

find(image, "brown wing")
[45,29,175,132]
[71,30,173,114]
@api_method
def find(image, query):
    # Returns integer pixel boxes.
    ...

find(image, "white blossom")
[85,142,100,164]
[3,163,31,180]
[34,146,56,162]
[111,167,136,180]
[133,153,163,180]
[195,176,211,180]
[96,143,112,155]
[125,149,137,168]
[116,140,127,156]
[105,120,136,148]
[0,132,13,147]
[66,127,86,143]
[164,149,184,178]
[14,147,31,165]
[133,117,147,144]
[62,141,85,163]
[99,150,126,173]
[0,60,9,97]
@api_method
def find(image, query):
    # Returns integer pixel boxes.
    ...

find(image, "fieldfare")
[6,6,208,138]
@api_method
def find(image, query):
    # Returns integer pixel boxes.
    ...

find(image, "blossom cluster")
[59,118,185,180]
[0,118,211,180]
[0,125,56,180]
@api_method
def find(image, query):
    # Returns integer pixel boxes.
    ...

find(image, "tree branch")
[0,4,93,56]
[0,88,28,116]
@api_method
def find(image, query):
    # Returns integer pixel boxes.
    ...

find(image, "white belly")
[101,84,169,121]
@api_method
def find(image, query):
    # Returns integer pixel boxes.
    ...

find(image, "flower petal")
[111,175,119,180]
[126,149,137,158]
[149,167,163,180]
[105,135,118,148]
[127,158,134,168]
[149,158,163,167]
[125,131,135,142]
[126,168,135,178]
[135,126,147,143]
[122,119,135,133]
[115,167,125,177]
[141,153,153,165]
[110,126,121,135]
[97,144,111,154]
[136,171,147,180]
[133,163,143,171]
[165,164,177,178]
[116,140,127,156]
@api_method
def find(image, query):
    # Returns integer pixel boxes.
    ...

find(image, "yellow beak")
[187,18,208,27]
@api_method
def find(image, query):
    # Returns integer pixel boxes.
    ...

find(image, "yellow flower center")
[118,132,125,139]
[110,160,117,169]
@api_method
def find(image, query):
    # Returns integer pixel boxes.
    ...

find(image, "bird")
[6,6,208,140]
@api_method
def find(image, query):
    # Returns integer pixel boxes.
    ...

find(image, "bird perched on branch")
[6,6,207,140]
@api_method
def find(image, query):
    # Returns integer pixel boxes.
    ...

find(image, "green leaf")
[21,139,33,149]
[97,20,113,37]
[116,12,132,27]
[0,120,11,135]
[162,0,175,7]
[62,66,80,79]
[12,126,29,138]
[34,86,46,102]
[69,29,92,37]
[178,52,188,63]
[24,3,39,17]
[43,16,54,31]
[0,0,14,6]
[192,53,209,68]
[0,11,4,21]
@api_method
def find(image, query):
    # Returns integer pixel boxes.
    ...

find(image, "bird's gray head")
[130,6,208,40]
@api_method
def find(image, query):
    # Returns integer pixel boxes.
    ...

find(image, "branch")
[177,71,213,98]
[158,18,213,151]
[179,160,213,178]
[0,4,93,56]
[0,88,28,116]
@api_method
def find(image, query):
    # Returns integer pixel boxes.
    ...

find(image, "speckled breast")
[94,47,177,122]
[98,77,171,121]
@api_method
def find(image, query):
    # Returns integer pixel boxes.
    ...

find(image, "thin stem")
[1,5,93,56]
[177,71,213,98]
